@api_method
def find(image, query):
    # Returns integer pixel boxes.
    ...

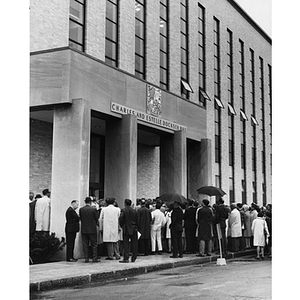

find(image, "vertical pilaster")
[50,98,91,259]
[119,0,135,74]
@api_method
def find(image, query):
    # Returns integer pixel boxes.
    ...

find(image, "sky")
[235,0,272,37]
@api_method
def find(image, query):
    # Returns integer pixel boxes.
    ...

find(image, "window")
[213,17,221,177]
[69,0,85,51]
[181,79,193,92]
[135,0,146,79]
[160,0,169,90]
[239,40,245,111]
[259,57,267,180]
[227,29,233,105]
[240,110,248,121]
[198,4,206,106]
[213,18,220,99]
[215,97,224,109]
[228,103,236,115]
[251,116,259,125]
[105,0,119,67]
[181,0,190,99]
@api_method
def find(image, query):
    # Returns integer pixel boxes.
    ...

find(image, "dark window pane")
[181,34,187,49]
[135,36,144,56]
[106,19,117,41]
[181,48,187,64]
[135,19,144,38]
[105,39,117,60]
[160,35,167,52]
[69,40,83,51]
[199,74,204,89]
[135,3,144,21]
[160,21,167,35]
[135,55,144,73]
[69,20,83,44]
[160,52,167,69]
[160,4,167,20]
[181,64,187,79]
[106,1,117,23]
[70,0,84,24]
[181,19,186,34]
[160,68,167,85]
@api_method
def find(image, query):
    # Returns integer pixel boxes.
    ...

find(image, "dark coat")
[79,205,98,234]
[183,206,197,230]
[65,206,80,233]
[119,206,138,235]
[29,200,37,234]
[197,206,213,241]
[170,207,183,231]
[137,206,152,239]
[215,204,230,228]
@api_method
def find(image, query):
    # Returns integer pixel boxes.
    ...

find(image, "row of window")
[67,1,271,205]
[68,1,271,111]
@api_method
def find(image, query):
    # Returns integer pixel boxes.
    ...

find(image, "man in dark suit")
[170,201,184,258]
[137,199,152,256]
[183,199,197,254]
[79,197,99,263]
[119,199,139,263]
[65,200,80,262]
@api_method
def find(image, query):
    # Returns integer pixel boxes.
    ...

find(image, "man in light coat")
[228,203,242,252]
[35,189,51,233]
[150,200,166,254]
[99,197,121,260]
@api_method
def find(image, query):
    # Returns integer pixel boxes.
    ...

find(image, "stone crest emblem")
[146,85,162,117]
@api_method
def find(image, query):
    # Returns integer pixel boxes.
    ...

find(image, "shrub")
[30,232,66,264]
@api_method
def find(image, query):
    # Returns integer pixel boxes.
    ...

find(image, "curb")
[30,250,256,292]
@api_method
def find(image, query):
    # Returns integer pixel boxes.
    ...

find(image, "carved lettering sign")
[111,102,186,132]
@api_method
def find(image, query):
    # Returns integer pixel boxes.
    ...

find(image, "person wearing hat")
[137,199,152,256]
[79,196,99,262]
[169,201,184,258]
[65,200,80,262]
[35,188,51,233]
[196,199,213,257]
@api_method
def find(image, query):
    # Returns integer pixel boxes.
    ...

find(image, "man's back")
[120,206,138,235]
[79,205,98,234]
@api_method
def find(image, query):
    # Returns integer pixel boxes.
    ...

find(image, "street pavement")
[30,250,256,292]
[30,255,271,300]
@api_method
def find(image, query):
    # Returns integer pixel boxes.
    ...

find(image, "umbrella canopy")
[159,192,188,204]
[197,186,226,197]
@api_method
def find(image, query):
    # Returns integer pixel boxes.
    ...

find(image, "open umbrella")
[159,192,188,204]
[197,186,226,197]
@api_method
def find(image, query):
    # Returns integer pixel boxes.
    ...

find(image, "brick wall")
[30,118,53,195]
[137,144,159,199]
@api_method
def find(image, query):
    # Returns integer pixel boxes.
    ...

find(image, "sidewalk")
[30,249,256,292]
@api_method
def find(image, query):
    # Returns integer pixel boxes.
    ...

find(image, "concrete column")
[50,98,91,260]
[104,114,137,207]
[174,130,187,197]
[160,130,187,197]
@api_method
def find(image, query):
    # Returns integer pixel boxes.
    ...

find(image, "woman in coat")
[243,204,252,249]
[196,199,213,256]
[251,211,270,259]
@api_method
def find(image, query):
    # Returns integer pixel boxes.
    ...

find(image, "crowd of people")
[29,190,272,263]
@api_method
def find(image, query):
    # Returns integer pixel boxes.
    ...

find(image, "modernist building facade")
[30,0,272,257]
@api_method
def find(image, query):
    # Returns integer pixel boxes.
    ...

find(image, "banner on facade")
[111,102,186,132]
